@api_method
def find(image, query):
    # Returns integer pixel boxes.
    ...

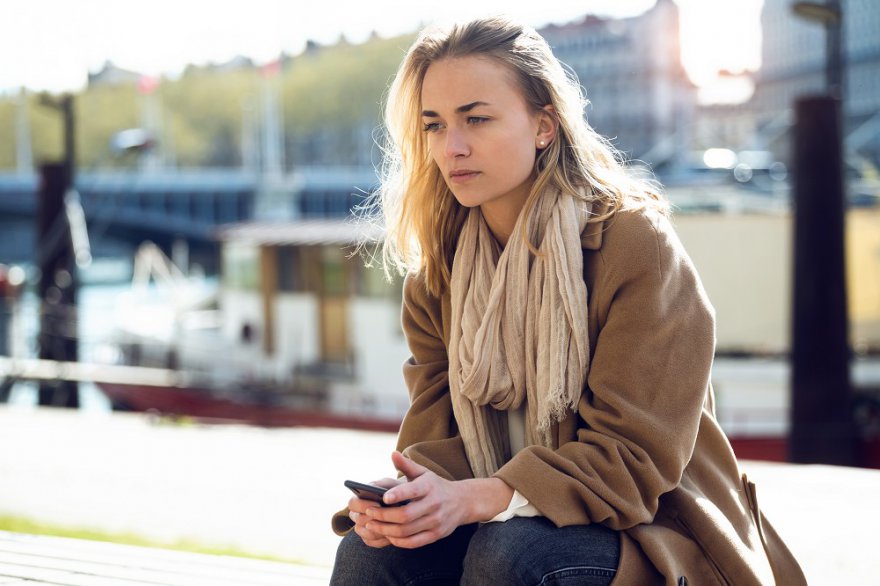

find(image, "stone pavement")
[1,406,878,584]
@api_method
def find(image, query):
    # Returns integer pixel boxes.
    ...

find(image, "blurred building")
[692,100,758,152]
[87,61,143,88]
[750,0,880,165]
[540,0,696,170]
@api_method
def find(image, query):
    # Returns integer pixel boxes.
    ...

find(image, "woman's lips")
[449,170,480,183]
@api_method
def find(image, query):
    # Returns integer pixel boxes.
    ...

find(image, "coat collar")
[580,199,610,251]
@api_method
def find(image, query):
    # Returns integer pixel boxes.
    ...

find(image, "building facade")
[539,0,696,170]
[750,0,880,164]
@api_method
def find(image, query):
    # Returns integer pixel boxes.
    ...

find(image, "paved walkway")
[1,406,878,584]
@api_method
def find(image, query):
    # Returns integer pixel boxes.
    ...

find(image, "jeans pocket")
[539,565,616,586]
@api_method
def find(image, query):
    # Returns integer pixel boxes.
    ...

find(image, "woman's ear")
[536,105,559,149]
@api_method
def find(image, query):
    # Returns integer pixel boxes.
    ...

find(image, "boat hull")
[97,382,402,433]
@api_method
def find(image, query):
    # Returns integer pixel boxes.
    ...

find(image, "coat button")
[678,578,688,586]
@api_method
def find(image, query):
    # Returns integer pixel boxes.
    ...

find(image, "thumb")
[391,450,428,481]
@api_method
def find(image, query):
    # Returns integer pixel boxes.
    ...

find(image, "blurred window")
[321,246,347,296]
[222,242,259,290]
[277,245,302,292]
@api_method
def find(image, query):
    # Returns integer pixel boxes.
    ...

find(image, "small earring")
[538,140,546,147]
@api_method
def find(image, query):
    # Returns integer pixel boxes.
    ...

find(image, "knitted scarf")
[448,187,592,477]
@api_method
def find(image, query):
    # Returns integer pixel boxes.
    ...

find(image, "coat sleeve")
[494,209,716,530]
[331,272,472,536]
[394,272,474,481]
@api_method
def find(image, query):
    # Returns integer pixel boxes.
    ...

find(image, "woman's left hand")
[362,451,514,549]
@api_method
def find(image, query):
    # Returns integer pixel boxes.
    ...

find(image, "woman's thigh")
[330,524,478,586]
[461,517,620,586]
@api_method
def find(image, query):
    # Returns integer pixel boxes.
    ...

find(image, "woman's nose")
[445,128,469,158]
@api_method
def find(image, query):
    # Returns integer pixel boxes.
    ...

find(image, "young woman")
[331,17,806,585]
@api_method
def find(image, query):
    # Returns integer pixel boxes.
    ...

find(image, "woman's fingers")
[351,510,391,548]
[388,530,444,550]
[391,451,428,481]
[372,477,403,489]
[354,523,391,548]
[383,468,434,505]
[365,508,441,539]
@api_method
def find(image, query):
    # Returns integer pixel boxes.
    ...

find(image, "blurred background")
[0,0,879,576]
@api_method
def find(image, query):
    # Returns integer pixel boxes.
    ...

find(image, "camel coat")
[333,204,806,585]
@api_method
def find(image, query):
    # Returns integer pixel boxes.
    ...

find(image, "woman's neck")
[480,184,533,248]
[481,204,517,248]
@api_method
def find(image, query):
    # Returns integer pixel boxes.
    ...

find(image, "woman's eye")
[468,117,489,125]
[422,122,442,133]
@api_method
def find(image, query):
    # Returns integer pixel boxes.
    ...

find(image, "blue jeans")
[330,517,620,585]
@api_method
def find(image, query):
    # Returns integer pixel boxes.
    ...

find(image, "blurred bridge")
[0,166,378,252]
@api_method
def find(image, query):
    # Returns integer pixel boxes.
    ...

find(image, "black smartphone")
[344,480,409,507]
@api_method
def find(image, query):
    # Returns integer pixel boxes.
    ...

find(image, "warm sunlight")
[677,0,764,102]
[3,0,764,104]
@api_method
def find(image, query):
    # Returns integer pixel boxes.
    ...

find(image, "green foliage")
[30,96,65,164]
[76,84,139,168]
[0,99,16,168]
[0,32,416,170]
[282,34,414,133]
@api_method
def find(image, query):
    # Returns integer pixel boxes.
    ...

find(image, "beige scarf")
[448,187,592,477]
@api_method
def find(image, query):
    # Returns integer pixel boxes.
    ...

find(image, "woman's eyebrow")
[421,101,491,118]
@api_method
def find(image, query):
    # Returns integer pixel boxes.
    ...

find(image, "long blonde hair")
[377,16,667,297]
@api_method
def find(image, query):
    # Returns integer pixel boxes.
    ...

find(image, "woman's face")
[421,56,551,213]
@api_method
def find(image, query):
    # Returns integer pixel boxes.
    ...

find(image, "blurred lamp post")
[36,94,80,408]
[792,1,844,98]
[789,1,857,465]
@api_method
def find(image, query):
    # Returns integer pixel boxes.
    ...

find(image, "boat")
[97,220,409,432]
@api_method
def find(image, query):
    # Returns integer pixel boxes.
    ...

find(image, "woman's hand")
[362,451,515,549]
[348,477,402,548]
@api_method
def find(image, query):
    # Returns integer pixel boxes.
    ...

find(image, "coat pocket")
[674,515,731,586]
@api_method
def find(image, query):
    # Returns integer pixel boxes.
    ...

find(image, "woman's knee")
[461,519,620,586]
[461,520,537,585]
[330,531,388,585]
[331,526,477,586]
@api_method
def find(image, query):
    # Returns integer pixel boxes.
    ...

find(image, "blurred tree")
[76,84,139,168]
[30,95,65,164]
[0,100,16,168]
[0,32,415,171]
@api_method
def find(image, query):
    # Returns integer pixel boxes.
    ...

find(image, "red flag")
[138,75,159,95]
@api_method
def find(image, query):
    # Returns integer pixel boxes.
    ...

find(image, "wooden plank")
[0,532,328,585]
[0,531,301,579]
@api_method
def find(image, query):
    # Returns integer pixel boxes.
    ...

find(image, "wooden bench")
[0,530,330,586]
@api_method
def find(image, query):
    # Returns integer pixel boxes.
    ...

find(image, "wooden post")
[36,163,79,407]
[789,95,857,465]
[260,245,277,356]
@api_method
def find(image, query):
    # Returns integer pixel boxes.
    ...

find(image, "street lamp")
[792,1,844,98]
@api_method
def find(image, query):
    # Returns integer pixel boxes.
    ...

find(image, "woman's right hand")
[348,477,402,548]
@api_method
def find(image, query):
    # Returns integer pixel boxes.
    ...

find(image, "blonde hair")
[376,16,667,297]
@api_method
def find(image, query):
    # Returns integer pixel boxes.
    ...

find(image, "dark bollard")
[0,265,9,357]
[789,95,857,465]
[36,163,79,408]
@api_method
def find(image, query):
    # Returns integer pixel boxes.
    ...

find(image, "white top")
[486,406,541,523]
